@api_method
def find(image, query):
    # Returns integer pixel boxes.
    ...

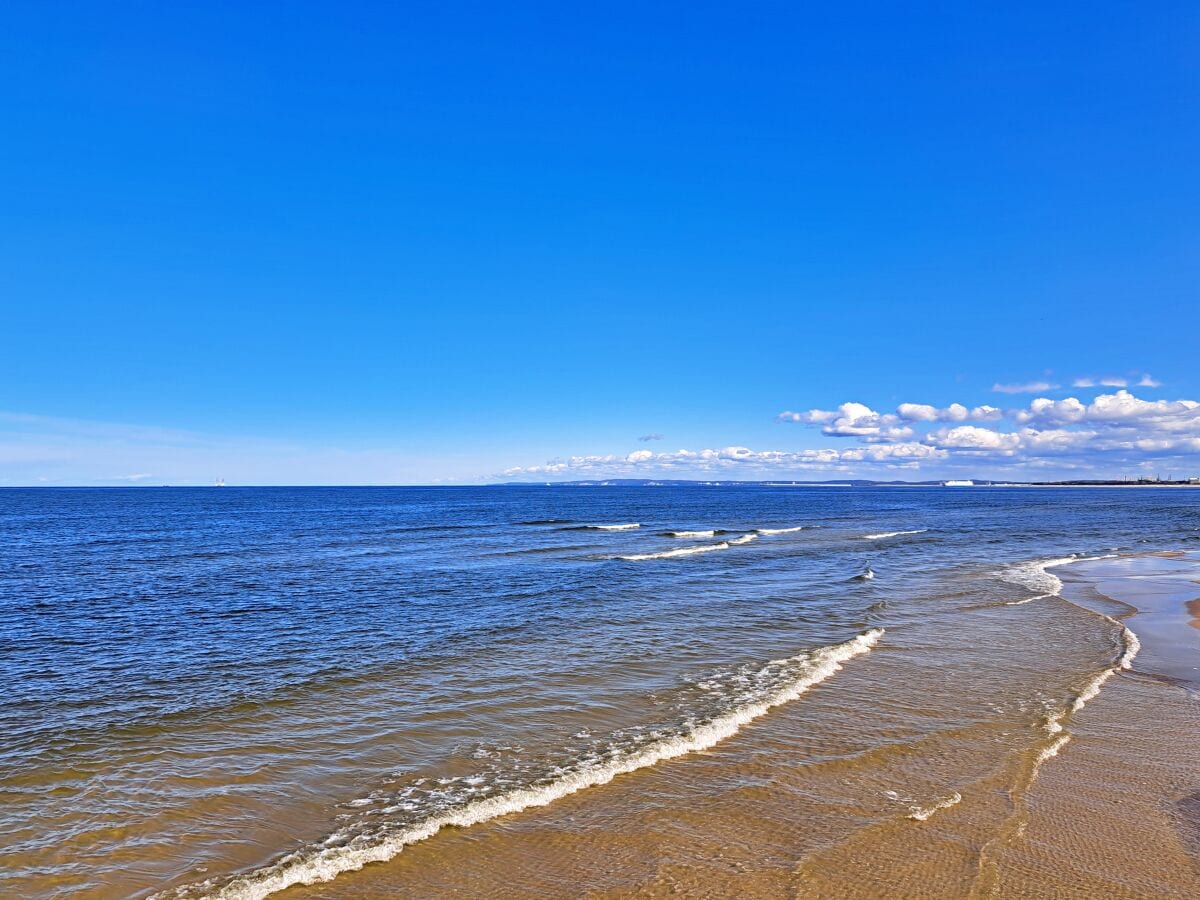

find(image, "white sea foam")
[665,530,716,538]
[1070,670,1113,712]
[1031,584,1141,785]
[618,542,731,561]
[1116,621,1140,670]
[728,533,758,546]
[1004,592,1053,606]
[864,529,928,540]
[755,526,807,535]
[908,792,962,821]
[1035,733,1071,766]
[1070,616,1139,712]
[585,523,640,531]
[1001,555,1078,596]
[170,630,884,900]
[1002,553,1120,604]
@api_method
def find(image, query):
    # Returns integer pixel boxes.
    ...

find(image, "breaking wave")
[571,523,641,531]
[1029,576,1140,780]
[618,542,730,560]
[1002,553,1120,599]
[1001,555,1078,597]
[166,630,884,900]
[864,529,928,540]
[664,530,716,538]
[755,526,807,535]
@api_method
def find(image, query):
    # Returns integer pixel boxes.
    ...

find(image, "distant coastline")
[495,478,1200,488]
[6,479,1199,490]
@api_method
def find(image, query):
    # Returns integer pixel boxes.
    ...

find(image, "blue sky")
[2,2,1198,484]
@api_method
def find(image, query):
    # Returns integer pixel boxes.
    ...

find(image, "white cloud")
[909,389,1200,461]
[992,381,1058,394]
[501,441,948,478]
[515,388,1200,482]
[925,425,1022,453]
[1073,376,1129,388]
[1013,397,1088,425]
[781,401,1001,438]
[1016,390,1200,432]
[896,402,1001,423]
[1137,374,1162,388]
[777,401,910,440]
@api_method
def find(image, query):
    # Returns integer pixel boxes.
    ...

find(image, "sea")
[3,485,1200,898]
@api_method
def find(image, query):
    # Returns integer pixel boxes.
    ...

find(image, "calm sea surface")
[3,486,1199,898]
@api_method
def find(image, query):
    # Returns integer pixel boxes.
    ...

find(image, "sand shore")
[1061,551,1200,689]
[259,552,1200,898]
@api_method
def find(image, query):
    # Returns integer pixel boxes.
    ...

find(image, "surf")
[168,629,884,900]
[618,541,731,560]
[569,523,641,531]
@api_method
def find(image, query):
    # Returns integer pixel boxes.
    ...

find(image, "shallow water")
[3,485,1199,897]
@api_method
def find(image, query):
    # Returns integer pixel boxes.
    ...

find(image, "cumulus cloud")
[509,388,1200,481]
[501,442,948,478]
[637,433,664,442]
[924,425,1019,452]
[896,403,1002,423]
[916,390,1200,460]
[992,381,1058,394]
[777,401,911,440]
[1137,374,1162,388]
[780,401,1001,438]
[1015,390,1200,431]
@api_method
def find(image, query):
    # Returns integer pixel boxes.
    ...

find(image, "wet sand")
[275,553,1200,898]
[1061,552,1200,690]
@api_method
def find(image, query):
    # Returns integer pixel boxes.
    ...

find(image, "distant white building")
[943,479,975,487]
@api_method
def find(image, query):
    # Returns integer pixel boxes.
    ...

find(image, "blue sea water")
[2,485,1199,897]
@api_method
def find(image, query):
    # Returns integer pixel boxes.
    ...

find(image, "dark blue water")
[3,486,1199,898]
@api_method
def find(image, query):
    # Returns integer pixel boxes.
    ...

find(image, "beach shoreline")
[248,551,1200,899]
[1059,551,1200,690]
[9,486,1200,900]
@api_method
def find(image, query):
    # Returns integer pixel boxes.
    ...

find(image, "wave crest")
[908,792,962,821]
[618,541,730,560]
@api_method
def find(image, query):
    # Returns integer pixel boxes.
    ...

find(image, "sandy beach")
[8,489,1200,899]
[269,552,1200,899]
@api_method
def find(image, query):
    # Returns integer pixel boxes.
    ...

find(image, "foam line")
[169,630,883,900]
[618,542,730,560]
